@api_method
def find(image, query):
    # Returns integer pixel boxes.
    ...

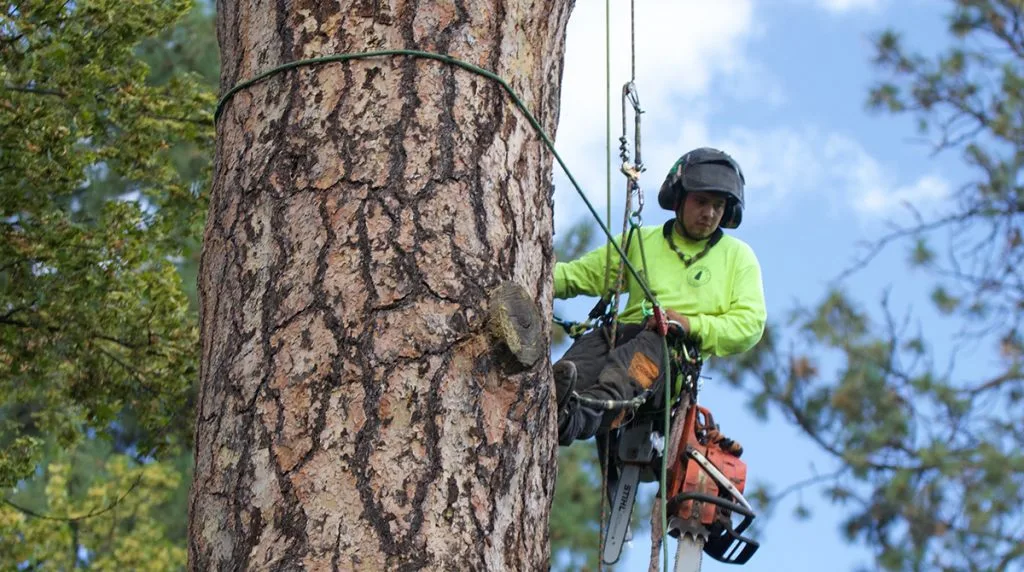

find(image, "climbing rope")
[584,1,672,568]
[598,2,613,560]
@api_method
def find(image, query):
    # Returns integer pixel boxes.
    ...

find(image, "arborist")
[553,147,768,446]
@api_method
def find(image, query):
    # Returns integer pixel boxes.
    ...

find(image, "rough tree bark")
[189,0,574,570]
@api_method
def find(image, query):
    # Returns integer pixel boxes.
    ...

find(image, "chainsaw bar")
[602,420,660,565]
[602,463,640,565]
[673,530,706,572]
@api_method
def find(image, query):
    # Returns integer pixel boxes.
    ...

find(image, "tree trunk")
[189,1,573,570]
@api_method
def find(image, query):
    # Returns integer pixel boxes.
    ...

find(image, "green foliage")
[0,441,186,570]
[133,0,217,308]
[550,445,604,570]
[554,217,599,263]
[929,285,960,314]
[137,1,218,88]
[908,237,934,266]
[0,0,214,486]
[0,11,214,572]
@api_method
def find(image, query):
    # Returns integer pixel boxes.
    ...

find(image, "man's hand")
[647,308,690,335]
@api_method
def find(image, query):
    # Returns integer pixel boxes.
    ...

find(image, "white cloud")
[810,0,883,13]
[713,126,950,220]
[714,125,825,207]
[856,174,950,214]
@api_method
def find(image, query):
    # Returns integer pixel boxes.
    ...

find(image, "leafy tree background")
[1,0,215,565]
[715,1,1024,570]
[1,0,1021,570]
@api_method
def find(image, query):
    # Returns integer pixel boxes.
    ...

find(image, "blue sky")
[548,1,973,570]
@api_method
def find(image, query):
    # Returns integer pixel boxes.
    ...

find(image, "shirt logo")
[687,265,712,288]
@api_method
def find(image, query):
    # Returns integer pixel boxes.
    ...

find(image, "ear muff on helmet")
[657,147,746,229]
[720,200,742,229]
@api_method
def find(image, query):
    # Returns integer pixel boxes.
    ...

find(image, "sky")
[547,1,972,570]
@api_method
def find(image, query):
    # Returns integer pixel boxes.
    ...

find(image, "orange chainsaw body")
[668,404,748,525]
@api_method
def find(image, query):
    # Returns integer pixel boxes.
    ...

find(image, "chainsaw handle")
[693,405,715,432]
[683,405,717,450]
[665,492,755,536]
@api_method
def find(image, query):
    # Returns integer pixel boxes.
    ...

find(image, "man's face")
[677,191,727,239]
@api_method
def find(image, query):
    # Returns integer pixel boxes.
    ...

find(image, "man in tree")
[553,147,767,445]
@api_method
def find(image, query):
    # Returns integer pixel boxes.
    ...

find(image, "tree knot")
[486,281,543,371]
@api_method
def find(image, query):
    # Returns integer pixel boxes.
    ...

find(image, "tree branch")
[2,471,144,523]
[959,369,1023,395]
[831,205,982,285]
[1,83,66,97]
[770,467,848,504]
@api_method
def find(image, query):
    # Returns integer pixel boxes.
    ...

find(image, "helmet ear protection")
[721,195,743,229]
[657,147,745,229]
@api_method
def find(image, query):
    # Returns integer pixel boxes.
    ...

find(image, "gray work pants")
[556,322,668,445]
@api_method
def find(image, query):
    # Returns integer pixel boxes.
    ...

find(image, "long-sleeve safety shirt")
[554,222,767,357]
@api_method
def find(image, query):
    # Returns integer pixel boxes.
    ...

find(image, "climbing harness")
[214,9,762,569]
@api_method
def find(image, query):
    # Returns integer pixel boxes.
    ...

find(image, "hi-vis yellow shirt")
[554,222,767,357]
